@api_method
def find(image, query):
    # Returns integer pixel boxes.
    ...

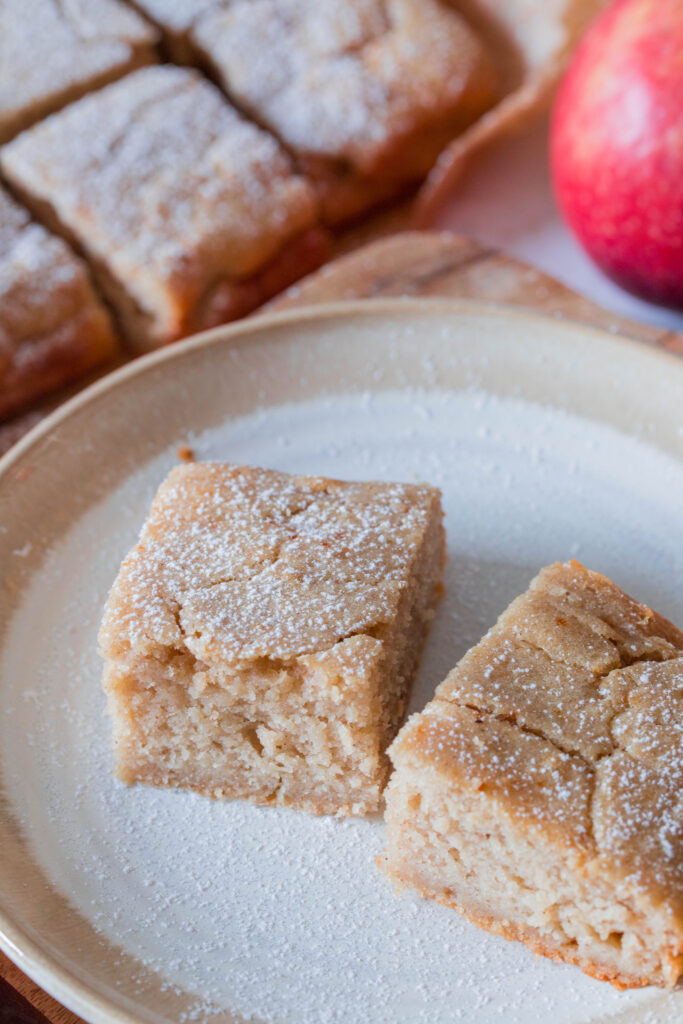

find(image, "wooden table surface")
[1,229,681,1024]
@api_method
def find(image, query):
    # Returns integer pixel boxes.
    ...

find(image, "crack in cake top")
[99,461,442,665]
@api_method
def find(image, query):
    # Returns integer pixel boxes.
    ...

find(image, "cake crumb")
[177,445,195,462]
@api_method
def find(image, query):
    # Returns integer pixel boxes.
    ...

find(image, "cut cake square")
[382,561,683,987]
[192,0,498,225]
[1,66,329,352]
[0,186,117,419]
[99,462,445,816]
[0,0,158,143]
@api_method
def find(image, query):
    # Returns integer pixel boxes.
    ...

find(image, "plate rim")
[2,295,683,483]
[1,296,681,1024]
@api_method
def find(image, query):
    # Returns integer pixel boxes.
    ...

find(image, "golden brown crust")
[380,855,654,989]
[0,188,117,420]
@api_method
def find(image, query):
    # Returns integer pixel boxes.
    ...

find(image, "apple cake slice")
[191,0,498,225]
[1,66,329,352]
[382,561,683,987]
[99,462,445,816]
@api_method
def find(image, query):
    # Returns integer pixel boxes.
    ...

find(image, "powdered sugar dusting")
[101,463,439,664]
[194,0,494,169]
[2,67,316,314]
[0,0,155,135]
[2,388,683,1023]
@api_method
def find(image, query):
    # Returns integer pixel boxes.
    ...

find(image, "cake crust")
[192,0,498,224]
[100,462,445,815]
[383,561,683,987]
[380,858,655,989]
[0,187,117,420]
[1,67,328,351]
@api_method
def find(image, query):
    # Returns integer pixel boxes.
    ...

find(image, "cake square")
[191,0,498,225]
[0,186,117,420]
[1,66,329,352]
[0,0,158,143]
[99,463,445,816]
[382,561,683,988]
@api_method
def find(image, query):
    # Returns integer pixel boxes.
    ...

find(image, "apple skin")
[550,0,683,309]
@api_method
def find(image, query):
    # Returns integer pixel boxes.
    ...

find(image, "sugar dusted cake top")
[392,561,683,918]
[0,0,157,140]
[2,66,318,291]
[100,462,443,666]
[437,560,683,761]
[193,0,496,170]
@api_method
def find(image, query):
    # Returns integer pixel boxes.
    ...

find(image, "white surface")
[436,117,683,333]
[2,380,683,1024]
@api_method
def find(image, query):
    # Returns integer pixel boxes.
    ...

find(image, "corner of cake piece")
[0,186,117,418]
[0,0,158,143]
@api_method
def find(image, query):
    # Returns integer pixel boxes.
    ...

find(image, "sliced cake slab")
[383,561,683,987]
[1,66,329,351]
[0,186,117,420]
[192,0,498,224]
[0,0,158,143]
[99,462,444,816]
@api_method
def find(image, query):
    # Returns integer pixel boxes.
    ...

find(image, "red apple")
[550,0,683,308]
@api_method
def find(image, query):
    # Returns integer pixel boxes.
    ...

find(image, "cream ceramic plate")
[1,300,683,1024]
